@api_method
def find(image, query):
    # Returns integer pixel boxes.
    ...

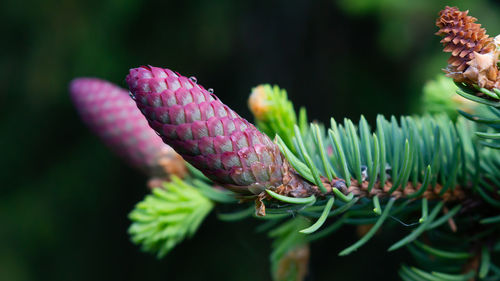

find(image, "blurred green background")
[1,0,499,280]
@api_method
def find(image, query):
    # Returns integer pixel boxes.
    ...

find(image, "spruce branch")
[242,65,499,280]
[275,114,477,203]
[72,7,500,279]
[242,79,499,280]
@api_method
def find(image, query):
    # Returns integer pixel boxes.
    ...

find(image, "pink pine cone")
[126,66,284,194]
[70,77,185,178]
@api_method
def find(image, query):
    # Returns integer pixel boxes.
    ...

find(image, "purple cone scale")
[70,78,183,177]
[126,66,284,194]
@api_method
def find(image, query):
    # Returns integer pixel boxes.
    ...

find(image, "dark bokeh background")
[2,0,499,280]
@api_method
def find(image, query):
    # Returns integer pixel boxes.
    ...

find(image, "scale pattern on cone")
[70,78,184,177]
[436,6,499,89]
[436,6,494,72]
[126,66,285,194]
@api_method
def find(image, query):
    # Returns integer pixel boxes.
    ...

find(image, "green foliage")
[276,114,482,203]
[249,84,308,151]
[128,176,214,258]
[421,76,476,120]
[252,80,500,280]
[270,103,500,277]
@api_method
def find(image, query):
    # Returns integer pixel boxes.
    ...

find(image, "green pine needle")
[339,197,396,256]
[299,197,334,234]
[412,240,472,260]
[388,201,444,252]
[266,189,316,205]
[480,215,500,224]
[480,246,491,279]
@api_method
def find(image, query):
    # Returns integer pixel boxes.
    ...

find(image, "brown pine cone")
[436,6,499,90]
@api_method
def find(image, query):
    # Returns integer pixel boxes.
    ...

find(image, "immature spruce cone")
[126,66,305,195]
[70,78,186,179]
[436,6,500,89]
